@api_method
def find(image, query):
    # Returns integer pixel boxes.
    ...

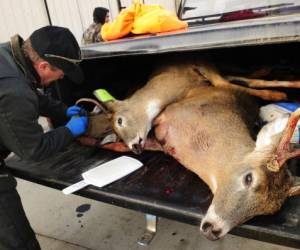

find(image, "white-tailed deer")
[102,58,288,154]
[102,61,205,154]
[75,98,112,139]
[101,85,300,240]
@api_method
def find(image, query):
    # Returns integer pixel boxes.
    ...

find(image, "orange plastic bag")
[101,4,136,41]
[101,1,188,41]
[132,4,187,34]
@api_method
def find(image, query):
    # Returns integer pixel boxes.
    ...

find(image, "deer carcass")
[102,58,287,154]
[102,85,300,240]
[102,61,205,154]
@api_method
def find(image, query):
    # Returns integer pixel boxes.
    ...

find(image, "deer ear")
[104,100,122,112]
[93,89,121,112]
[288,177,300,197]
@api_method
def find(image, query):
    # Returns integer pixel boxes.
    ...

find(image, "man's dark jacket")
[0,35,74,161]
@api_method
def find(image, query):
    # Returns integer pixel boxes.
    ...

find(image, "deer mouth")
[200,221,222,241]
[130,137,144,154]
[132,143,143,154]
[200,206,231,240]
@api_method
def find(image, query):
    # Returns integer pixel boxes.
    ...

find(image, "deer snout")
[131,138,144,155]
[200,220,222,241]
[132,143,142,154]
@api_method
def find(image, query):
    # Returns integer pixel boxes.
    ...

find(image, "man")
[0,26,88,249]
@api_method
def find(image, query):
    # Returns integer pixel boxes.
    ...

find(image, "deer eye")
[117,117,123,126]
[244,173,253,186]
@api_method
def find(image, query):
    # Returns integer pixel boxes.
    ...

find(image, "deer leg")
[288,185,300,196]
[226,87,286,101]
[267,108,300,172]
[101,138,163,152]
[226,76,300,89]
[196,61,287,101]
[288,177,300,197]
[101,142,131,152]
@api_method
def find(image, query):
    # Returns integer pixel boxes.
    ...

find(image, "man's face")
[34,60,64,87]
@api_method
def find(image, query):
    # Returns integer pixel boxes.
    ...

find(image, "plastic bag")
[259,102,300,144]
[260,102,300,123]
[101,1,187,41]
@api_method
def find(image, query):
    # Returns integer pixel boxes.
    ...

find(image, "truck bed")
[5,143,300,248]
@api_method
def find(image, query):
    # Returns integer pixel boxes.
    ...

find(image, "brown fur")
[151,86,294,240]
[85,59,300,240]
[104,58,286,154]
[105,61,206,152]
[99,86,295,239]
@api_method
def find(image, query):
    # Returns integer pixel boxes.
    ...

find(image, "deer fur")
[101,85,300,240]
[79,58,300,240]
[102,59,287,154]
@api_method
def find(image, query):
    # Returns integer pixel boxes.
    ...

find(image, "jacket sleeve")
[82,25,95,45]
[37,91,69,127]
[0,78,74,161]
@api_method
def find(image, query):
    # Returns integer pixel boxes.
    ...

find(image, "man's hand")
[66,105,87,117]
[65,116,88,137]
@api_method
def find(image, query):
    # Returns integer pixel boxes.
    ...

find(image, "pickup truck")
[6,2,300,248]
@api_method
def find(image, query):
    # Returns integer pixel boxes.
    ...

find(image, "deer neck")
[191,141,256,194]
[146,99,162,122]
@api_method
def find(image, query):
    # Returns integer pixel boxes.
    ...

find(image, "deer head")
[200,111,300,240]
[104,98,156,154]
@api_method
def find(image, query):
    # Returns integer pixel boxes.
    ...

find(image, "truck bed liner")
[5,143,300,248]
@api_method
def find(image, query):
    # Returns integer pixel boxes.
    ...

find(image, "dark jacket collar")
[10,35,40,87]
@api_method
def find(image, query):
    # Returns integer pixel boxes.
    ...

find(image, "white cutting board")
[63,156,143,195]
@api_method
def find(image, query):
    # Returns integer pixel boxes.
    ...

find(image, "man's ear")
[38,60,50,70]
[34,60,50,72]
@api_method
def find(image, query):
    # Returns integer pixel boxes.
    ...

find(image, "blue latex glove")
[65,116,88,137]
[66,105,87,118]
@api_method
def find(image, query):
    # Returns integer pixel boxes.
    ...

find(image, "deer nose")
[200,221,222,241]
[132,144,142,154]
[131,138,143,154]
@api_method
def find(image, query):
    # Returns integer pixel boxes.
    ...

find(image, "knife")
[62,156,143,195]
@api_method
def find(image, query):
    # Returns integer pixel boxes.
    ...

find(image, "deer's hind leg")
[226,76,300,89]
[196,60,287,101]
